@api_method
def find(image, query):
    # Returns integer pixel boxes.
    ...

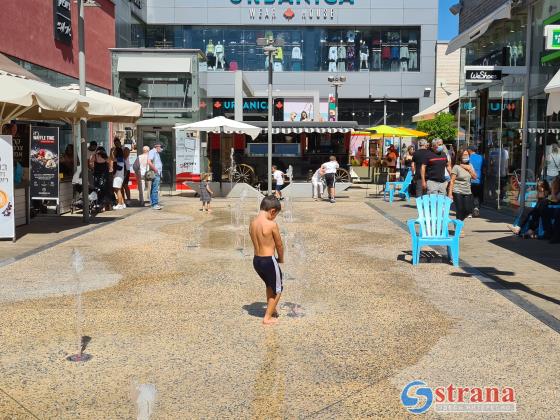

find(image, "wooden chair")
[407,194,463,266]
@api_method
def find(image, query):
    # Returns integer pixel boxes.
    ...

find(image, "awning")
[175,116,262,140]
[117,55,192,73]
[0,53,43,82]
[545,69,560,116]
[446,1,511,55]
[251,121,358,135]
[412,92,459,122]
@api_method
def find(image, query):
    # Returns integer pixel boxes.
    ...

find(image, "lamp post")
[374,96,398,125]
[78,0,100,223]
[328,75,346,121]
[257,36,284,195]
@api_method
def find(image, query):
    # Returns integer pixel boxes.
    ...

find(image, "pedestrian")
[322,155,339,203]
[542,142,560,182]
[421,138,452,195]
[468,145,484,217]
[148,142,164,210]
[122,146,132,206]
[112,147,126,210]
[199,173,213,212]
[385,144,398,181]
[133,146,150,206]
[249,195,284,325]
[448,148,477,236]
[412,139,430,197]
[311,167,325,201]
[272,165,285,200]
[402,145,415,176]
[90,146,112,212]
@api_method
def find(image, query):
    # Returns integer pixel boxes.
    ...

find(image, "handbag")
[145,168,156,181]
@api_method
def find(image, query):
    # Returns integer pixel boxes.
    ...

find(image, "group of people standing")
[86,138,164,211]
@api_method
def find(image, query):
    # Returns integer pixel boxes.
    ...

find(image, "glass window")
[118,73,193,109]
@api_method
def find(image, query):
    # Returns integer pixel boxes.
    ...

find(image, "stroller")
[71,167,99,216]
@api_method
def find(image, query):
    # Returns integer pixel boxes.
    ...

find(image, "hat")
[468,145,477,151]
[88,141,97,151]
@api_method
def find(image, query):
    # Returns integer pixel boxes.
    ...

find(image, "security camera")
[449,2,462,15]
[424,87,432,98]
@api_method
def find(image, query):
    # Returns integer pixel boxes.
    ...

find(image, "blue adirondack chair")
[407,194,463,266]
[384,169,413,203]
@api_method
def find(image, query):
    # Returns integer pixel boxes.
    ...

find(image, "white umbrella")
[60,84,142,123]
[0,72,89,127]
[174,116,261,140]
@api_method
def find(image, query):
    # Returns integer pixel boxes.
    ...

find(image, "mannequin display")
[346,44,355,71]
[517,41,524,62]
[372,44,381,69]
[328,45,337,72]
[408,46,418,71]
[400,44,409,71]
[347,31,355,43]
[215,41,225,70]
[291,45,302,71]
[337,45,347,72]
[506,42,512,66]
[273,46,284,72]
[360,41,369,70]
[206,40,216,70]
[390,45,400,71]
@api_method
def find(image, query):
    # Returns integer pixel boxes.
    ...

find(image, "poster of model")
[175,129,200,177]
[0,135,15,239]
[30,126,59,200]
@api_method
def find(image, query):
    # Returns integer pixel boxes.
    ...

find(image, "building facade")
[450,0,560,209]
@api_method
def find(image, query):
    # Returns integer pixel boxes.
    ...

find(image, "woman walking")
[112,147,126,209]
[448,148,477,236]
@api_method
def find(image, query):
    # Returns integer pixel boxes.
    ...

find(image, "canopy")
[397,127,428,137]
[412,92,459,122]
[0,72,89,126]
[60,84,142,123]
[365,125,410,137]
[174,116,262,140]
[0,53,43,82]
[446,1,511,55]
[545,69,560,116]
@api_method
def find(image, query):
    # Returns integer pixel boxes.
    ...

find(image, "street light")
[257,36,284,195]
[328,75,346,121]
[78,0,100,223]
[373,96,398,125]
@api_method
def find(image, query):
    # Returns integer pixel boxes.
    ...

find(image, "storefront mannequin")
[337,43,346,72]
[360,41,369,70]
[273,46,284,72]
[328,44,337,72]
[292,44,302,71]
[206,40,216,70]
[215,41,225,70]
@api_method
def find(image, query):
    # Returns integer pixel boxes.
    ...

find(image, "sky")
[438,0,459,41]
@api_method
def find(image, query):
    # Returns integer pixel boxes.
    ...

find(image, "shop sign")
[30,127,59,201]
[249,7,335,20]
[0,136,15,240]
[175,130,200,176]
[213,98,285,113]
[545,25,560,50]
[53,0,72,44]
[465,67,502,83]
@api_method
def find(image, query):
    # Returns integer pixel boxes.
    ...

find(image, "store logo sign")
[53,0,72,44]
[545,25,560,50]
[465,67,502,83]
[284,7,295,19]
[231,0,354,4]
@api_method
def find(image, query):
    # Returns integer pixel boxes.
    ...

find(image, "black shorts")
[275,184,284,192]
[253,256,283,294]
[324,173,336,188]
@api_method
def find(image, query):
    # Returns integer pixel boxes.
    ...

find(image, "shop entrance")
[139,128,175,188]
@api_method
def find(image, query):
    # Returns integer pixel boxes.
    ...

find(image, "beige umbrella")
[0,53,43,82]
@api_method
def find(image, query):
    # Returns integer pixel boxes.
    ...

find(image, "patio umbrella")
[365,125,410,137]
[397,127,428,137]
[0,53,43,82]
[174,116,261,140]
[0,72,90,127]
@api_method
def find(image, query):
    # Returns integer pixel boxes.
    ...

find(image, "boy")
[249,195,285,325]
[271,165,285,200]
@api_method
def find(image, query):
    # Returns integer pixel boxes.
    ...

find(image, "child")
[272,165,285,200]
[249,195,285,325]
[199,173,213,212]
[311,167,325,201]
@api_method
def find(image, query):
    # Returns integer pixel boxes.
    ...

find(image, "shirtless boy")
[249,195,285,325]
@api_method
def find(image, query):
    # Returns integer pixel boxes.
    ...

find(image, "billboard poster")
[284,99,328,122]
[0,136,15,239]
[30,127,59,201]
[175,129,201,178]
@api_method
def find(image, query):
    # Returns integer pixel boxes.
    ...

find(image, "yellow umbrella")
[397,127,428,137]
[365,125,410,137]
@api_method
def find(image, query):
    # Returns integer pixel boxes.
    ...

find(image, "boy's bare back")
[250,212,284,261]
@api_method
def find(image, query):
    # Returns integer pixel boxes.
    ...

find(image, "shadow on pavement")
[488,236,560,273]
[15,216,121,240]
[243,302,267,318]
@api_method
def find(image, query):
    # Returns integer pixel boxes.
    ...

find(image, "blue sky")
[438,0,459,41]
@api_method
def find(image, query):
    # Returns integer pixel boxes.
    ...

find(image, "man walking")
[411,139,430,197]
[421,138,452,195]
[148,142,163,210]
[468,145,484,217]
[322,155,339,203]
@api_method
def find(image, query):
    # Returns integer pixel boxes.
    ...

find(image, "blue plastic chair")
[407,194,463,266]
[384,170,413,203]
[516,203,560,238]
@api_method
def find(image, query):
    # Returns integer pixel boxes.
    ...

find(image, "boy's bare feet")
[262,317,279,325]
[272,311,279,318]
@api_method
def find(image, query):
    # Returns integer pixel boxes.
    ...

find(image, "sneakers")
[473,207,480,217]
[152,204,162,210]
[114,204,124,210]
[330,198,336,203]
[506,224,521,235]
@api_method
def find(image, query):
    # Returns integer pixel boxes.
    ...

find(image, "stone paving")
[0,192,558,418]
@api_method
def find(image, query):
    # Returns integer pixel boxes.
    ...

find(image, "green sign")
[553,29,560,49]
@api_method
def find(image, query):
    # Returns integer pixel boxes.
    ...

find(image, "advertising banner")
[284,99,328,122]
[175,129,201,177]
[53,0,72,44]
[30,127,59,201]
[0,136,15,240]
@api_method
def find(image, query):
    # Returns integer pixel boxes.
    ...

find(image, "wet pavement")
[0,191,559,418]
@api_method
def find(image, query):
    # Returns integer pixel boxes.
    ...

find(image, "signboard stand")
[30,127,60,215]
[0,135,16,241]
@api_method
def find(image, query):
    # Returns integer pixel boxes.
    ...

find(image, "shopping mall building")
[111,0,439,183]
[448,0,560,209]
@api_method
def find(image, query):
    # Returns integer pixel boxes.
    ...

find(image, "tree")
[417,113,457,142]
